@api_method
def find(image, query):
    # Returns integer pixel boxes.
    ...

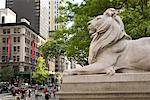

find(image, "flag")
[31,40,35,64]
[8,33,11,60]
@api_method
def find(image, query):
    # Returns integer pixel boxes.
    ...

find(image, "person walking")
[26,88,32,100]
[51,84,57,98]
[21,88,25,99]
[16,97,20,100]
[45,92,49,100]
[44,85,49,100]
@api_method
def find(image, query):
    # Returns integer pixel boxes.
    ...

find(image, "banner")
[31,40,35,64]
[8,33,11,60]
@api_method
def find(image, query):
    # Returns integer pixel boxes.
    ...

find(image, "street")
[0,93,59,100]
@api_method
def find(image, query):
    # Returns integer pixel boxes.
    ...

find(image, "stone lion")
[63,8,150,75]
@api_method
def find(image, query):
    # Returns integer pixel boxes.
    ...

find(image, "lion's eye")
[96,16,101,20]
[97,17,101,20]
[87,22,91,25]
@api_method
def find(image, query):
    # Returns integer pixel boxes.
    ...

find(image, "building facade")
[49,0,61,33]
[0,22,45,83]
[6,0,49,38]
[0,8,16,24]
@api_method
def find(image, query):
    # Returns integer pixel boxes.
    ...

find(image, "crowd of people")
[43,84,57,100]
[10,83,58,100]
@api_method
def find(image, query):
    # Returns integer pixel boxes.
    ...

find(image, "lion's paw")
[106,68,115,76]
[63,69,78,76]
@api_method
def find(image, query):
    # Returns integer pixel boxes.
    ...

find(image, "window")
[2,56,7,62]
[31,34,35,39]
[13,46,20,53]
[25,56,29,62]
[55,25,57,30]
[6,38,9,43]
[18,28,21,33]
[17,37,20,42]
[30,58,32,63]
[2,38,6,43]
[7,29,10,34]
[2,47,6,53]
[13,56,16,62]
[14,37,20,43]
[3,29,6,34]
[25,38,27,43]
[2,16,5,24]
[14,28,21,33]
[2,56,5,62]
[13,46,16,52]
[25,38,30,45]
[25,47,27,52]
[25,47,29,54]
[17,46,20,52]
[17,56,19,61]
[14,28,17,33]
[14,37,16,42]
[24,66,29,71]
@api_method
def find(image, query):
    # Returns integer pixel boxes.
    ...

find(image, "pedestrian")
[26,88,32,100]
[44,85,49,100]
[45,92,49,100]
[16,97,20,100]
[21,88,25,99]
[51,84,56,98]
[44,85,49,94]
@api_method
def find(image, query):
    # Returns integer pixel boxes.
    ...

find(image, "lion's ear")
[103,8,118,17]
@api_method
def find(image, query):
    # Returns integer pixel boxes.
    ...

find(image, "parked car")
[0,85,9,93]
[38,85,44,90]
[10,86,22,96]
[21,83,29,88]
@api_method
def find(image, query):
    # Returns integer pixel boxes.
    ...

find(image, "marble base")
[57,73,150,100]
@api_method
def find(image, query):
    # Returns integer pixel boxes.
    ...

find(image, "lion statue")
[63,8,150,75]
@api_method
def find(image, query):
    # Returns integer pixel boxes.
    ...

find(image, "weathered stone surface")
[64,8,150,75]
[57,73,150,100]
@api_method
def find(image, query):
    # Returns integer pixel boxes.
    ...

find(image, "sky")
[0,0,83,9]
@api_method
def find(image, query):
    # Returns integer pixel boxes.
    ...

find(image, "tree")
[42,0,150,66]
[118,0,150,39]
[41,38,66,59]
[32,57,49,84]
[0,67,14,81]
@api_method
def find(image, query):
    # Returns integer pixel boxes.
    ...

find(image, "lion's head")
[88,8,131,64]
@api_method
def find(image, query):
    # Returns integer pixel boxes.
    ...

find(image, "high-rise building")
[6,0,49,38]
[49,0,61,32]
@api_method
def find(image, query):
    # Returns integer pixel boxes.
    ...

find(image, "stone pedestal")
[57,73,150,100]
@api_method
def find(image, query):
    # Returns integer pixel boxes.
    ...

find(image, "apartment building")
[0,22,45,76]
[6,0,49,38]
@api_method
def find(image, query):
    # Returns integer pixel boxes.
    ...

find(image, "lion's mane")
[88,8,131,64]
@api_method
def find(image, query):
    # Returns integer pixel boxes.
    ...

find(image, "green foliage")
[42,0,150,65]
[0,67,14,81]
[119,0,150,39]
[32,57,49,83]
[41,38,66,59]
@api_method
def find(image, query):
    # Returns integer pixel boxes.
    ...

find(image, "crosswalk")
[0,93,14,100]
[0,93,59,100]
